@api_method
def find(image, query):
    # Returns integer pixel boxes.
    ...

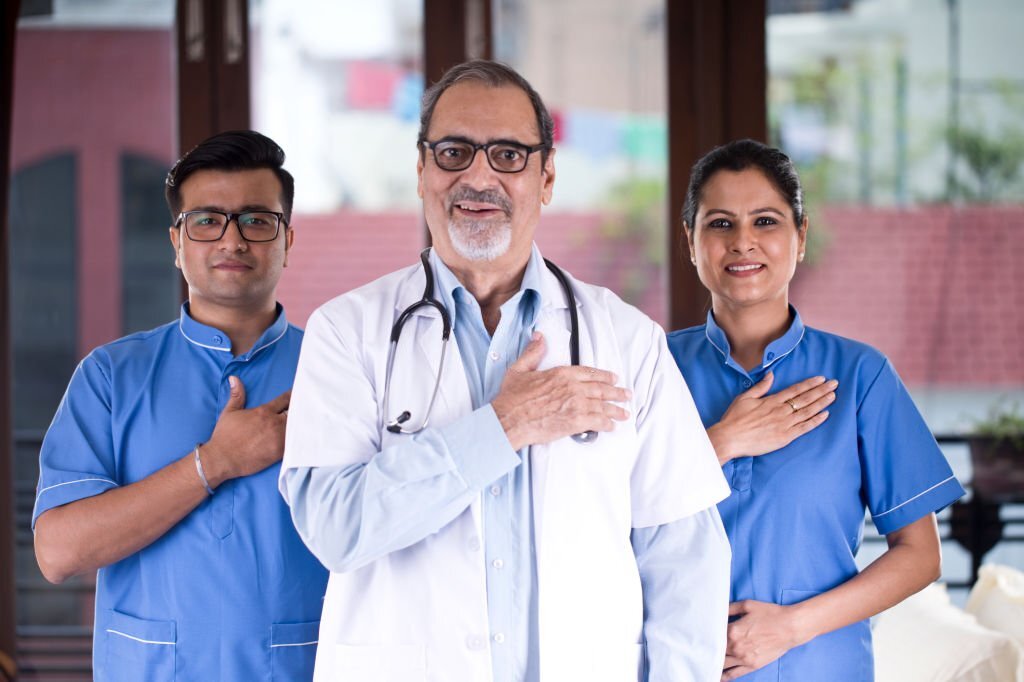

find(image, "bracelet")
[193,444,215,496]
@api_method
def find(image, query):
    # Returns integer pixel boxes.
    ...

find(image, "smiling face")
[169,168,294,319]
[687,167,807,317]
[417,81,555,272]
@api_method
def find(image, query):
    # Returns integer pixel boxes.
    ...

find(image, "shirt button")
[742,379,752,388]
[492,558,504,569]
[489,351,500,361]
[490,485,501,496]
[766,351,775,361]
[466,635,487,651]
[468,537,481,552]
[493,633,505,644]
[213,335,223,344]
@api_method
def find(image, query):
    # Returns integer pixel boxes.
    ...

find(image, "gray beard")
[447,219,512,262]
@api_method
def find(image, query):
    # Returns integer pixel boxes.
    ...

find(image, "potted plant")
[968,402,1024,502]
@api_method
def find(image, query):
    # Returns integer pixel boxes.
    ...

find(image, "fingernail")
[228,376,237,388]
[532,331,541,341]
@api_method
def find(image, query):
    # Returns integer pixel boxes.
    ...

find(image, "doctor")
[280,59,731,682]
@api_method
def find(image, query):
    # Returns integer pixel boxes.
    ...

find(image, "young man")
[281,61,731,682]
[33,131,327,681]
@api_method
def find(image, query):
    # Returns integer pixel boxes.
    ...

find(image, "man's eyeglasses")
[175,210,286,242]
[420,137,548,173]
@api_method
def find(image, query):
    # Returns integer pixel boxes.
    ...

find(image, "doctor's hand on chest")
[491,332,632,451]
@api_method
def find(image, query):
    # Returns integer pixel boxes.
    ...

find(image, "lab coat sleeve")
[628,321,730,527]
[631,508,731,682]
[280,305,521,573]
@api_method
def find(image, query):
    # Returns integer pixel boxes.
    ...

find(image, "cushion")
[966,563,1024,645]
[873,583,1024,681]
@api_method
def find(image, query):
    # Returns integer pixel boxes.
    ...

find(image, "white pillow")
[966,564,1024,645]
[873,583,1024,682]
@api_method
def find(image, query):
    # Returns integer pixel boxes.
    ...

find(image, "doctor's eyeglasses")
[175,210,286,242]
[421,137,548,173]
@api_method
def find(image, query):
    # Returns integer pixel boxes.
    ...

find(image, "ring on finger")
[785,399,798,412]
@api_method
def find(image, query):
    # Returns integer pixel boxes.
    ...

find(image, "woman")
[667,139,965,681]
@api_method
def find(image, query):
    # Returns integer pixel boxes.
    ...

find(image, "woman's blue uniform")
[667,308,965,681]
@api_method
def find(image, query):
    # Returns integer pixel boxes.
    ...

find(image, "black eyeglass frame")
[174,210,287,243]
[419,136,549,173]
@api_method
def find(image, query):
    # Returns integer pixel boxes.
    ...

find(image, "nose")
[728,221,756,253]
[459,147,499,188]
[218,217,248,251]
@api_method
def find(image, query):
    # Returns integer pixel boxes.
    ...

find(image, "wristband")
[193,444,215,496]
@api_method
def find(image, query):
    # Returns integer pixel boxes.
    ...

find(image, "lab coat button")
[490,485,501,496]
[493,633,505,644]
[468,537,481,552]
[492,558,504,569]
[489,351,499,361]
[466,635,487,651]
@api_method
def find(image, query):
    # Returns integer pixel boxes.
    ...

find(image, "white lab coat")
[281,252,729,682]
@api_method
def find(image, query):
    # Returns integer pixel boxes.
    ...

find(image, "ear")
[416,151,425,199]
[169,226,183,270]
[684,224,697,266]
[283,226,295,267]
[540,147,556,206]
[797,215,809,262]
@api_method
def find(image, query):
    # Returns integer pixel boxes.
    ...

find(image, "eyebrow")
[435,135,538,147]
[186,204,278,213]
[704,207,786,218]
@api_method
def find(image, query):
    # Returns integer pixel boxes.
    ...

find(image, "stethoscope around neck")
[382,248,598,445]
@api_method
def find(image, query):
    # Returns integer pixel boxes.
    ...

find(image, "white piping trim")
[178,320,230,351]
[704,326,729,362]
[873,475,957,518]
[106,629,175,646]
[270,640,318,648]
[248,323,289,358]
[37,477,118,496]
[763,326,806,369]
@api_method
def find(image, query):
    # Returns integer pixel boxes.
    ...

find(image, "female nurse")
[666,139,965,681]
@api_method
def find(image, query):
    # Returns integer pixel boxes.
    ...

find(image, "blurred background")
[2,0,1022,678]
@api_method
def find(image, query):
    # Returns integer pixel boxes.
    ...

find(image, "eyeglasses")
[175,210,286,242]
[420,137,548,173]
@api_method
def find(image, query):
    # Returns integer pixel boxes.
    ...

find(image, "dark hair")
[682,139,804,232]
[419,59,554,163]
[165,130,295,223]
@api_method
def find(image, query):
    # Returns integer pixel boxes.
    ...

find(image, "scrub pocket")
[323,644,426,682]
[777,589,873,681]
[103,609,176,682]
[271,621,320,681]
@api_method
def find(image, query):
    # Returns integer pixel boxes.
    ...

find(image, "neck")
[712,298,792,372]
[446,258,527,335]
[188,298,278,355]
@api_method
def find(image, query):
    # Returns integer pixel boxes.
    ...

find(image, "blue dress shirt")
[34,304,329,682]
[667,308,965,681]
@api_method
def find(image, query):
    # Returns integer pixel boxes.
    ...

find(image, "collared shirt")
[667,307,966,681]
[282,245,732,682]
[34,304,329,682]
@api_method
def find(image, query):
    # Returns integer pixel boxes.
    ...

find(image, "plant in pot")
[968,402,1024,502]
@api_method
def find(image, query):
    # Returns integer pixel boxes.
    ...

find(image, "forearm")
[284,407,520,573]
[34,451,210,583]
[633,508,732,681]
[788,514,941,645]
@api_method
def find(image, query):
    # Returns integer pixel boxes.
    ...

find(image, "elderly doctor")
[280,59,731,682]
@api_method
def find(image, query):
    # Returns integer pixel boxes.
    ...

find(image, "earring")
[798,252,805,262]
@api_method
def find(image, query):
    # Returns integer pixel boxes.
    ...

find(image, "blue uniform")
[667,308,964,681]
[33,304,328,682]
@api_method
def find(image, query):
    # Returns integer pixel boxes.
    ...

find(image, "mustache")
[446,186,512,216]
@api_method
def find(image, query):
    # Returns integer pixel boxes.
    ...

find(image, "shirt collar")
[178,302,290,358]
[704,304,806,374]
[428,245,544,328]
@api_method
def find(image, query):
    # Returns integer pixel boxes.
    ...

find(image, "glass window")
[493,0,669,325]
[249,0,425,327]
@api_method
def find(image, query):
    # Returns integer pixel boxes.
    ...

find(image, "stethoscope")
[383,248,598,444]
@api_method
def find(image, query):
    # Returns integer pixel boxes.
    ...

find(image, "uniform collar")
[178,302,290,358]
[705,305,806,374]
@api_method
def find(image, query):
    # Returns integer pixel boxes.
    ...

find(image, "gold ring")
[786,399,798,412]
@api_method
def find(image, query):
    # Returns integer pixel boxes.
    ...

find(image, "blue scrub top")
[667,308,964,682]
[33,304,328,682]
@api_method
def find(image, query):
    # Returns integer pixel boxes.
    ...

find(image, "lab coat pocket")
[321,643,426,682]
[777,589,872,681]
[103,609,176,682]
[271,621,320,681]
